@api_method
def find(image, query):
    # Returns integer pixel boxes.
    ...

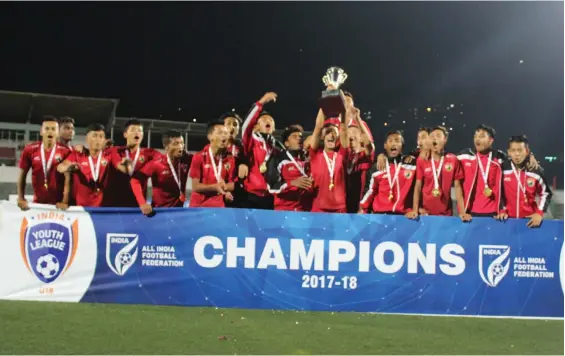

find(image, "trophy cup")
[319,66,348,117]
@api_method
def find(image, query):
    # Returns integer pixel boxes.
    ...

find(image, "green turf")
[0,300,562,355]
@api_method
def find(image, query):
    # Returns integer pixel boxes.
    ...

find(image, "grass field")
[0,300,562,355]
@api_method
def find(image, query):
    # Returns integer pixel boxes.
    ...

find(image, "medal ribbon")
[385,159,401,194]
[258,134,273,167]
[88,151,103,186]
[125,148,140,176]
[166,155,183,193]
[208,147,223,183]
[511,162,527,196]
[431,156,444,191]
[40,143,57,186]
[323,151,336,185]
[477,151,492,190]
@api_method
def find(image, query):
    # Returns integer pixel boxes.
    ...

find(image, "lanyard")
[511,163,527,195]
[285,151,307,177]
[477,152,492,189]
[323,151,336,184]
[259,134,273,165]
[125,148,140,176]
[208,147,223,183]
[88,151,103,184]
[431,156,444,190]
[385,159,401,192]
[40,143,56,186]
[166,155,182,192]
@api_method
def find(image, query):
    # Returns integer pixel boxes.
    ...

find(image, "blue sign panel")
[80,208,564,318]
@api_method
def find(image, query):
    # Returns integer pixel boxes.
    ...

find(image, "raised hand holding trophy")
[319,66,348,117]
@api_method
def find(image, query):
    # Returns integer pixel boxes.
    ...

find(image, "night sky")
[0,2,563,174]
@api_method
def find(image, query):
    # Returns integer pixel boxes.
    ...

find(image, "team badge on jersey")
[445,163,453,172]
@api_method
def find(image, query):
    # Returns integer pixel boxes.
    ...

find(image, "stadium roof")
[0,90,118,127]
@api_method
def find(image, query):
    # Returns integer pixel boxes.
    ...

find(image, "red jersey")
[266,149,313,212]
[416,153,463,216]
[310,147,348,213]
[457,149,504,214]
[346,149,374,213]
[110,146,160,207]
[18,142,71,204]
[501,161,552,218]
[66,150,114,207]
[242,102,274,197]
[227,139,245,165]
[360,157,416,214]
[133,154,192,208]
[189,148,237,208]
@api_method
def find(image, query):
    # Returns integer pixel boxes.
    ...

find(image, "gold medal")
[484,187,492,197]
[96,188,100,193]
[432,188,441,198]
[260,162,267,173]
[388,192,394,201]
[44,182,48,189]
[329,182,334,190]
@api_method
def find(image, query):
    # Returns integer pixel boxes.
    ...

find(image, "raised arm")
[310,109,326,151]
[351,108,375,154]
[241,92,277,154]
[339,100,349,149]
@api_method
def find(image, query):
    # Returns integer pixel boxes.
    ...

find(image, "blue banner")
[0,202,563,318]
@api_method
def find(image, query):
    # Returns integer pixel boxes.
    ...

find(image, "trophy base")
[319,89,346,118]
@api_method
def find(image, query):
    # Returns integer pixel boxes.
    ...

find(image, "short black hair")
[219,112,242,125]
[509,134,529,147]
[42,115,58,123]
[475,124,496,139]
[342,90,353,99]
[418,127,431,134]
[282,125,304,143]
[386,129,405,143]
[124,119,143,132]
[162,130,183,147]
[58,116,74,125]
[258,111,273,120]
[431,125,449,138]
[207,119,226,135]
[86,123,106,135]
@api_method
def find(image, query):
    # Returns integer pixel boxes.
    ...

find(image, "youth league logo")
[20,212,79,284]
[479,245,511,287]
[106,233,139,276]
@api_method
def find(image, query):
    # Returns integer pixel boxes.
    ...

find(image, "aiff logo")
[478,245,511,287]
[20,211,79,284]
[106,233,139,276]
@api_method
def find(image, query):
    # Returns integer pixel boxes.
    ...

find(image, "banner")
[0,201,563,318]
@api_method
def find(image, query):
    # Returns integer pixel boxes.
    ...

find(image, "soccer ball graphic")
[36,254,60,280]
[492,263,504,276]
[120,253,132,265]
